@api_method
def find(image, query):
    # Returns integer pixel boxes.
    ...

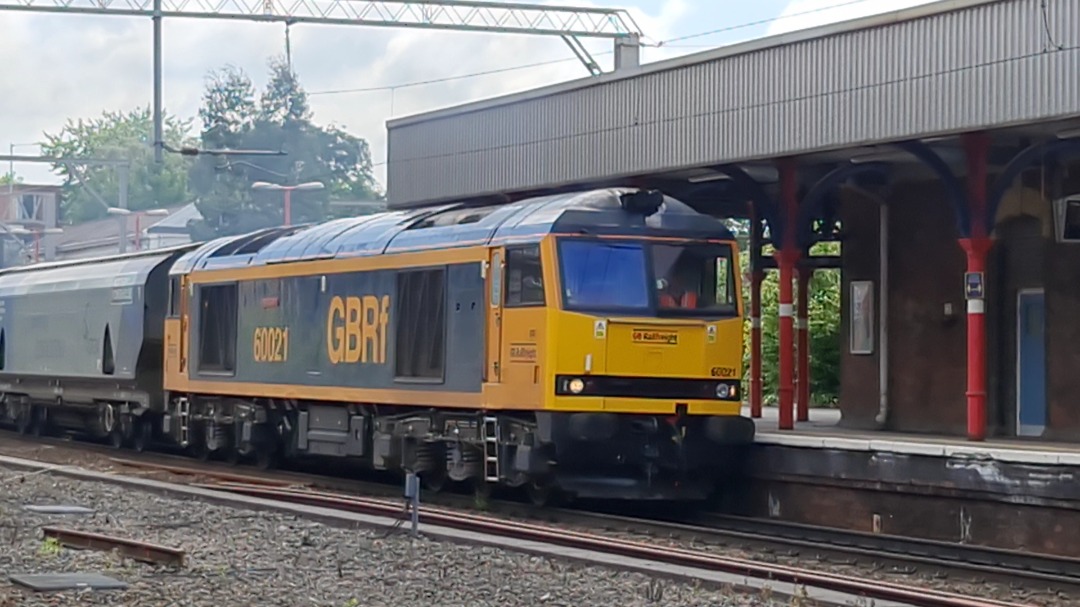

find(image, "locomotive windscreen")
[557,238,737,316]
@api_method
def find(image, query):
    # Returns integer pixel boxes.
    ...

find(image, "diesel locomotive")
[0,187,754,502]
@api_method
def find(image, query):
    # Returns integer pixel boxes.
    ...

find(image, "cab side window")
[505,245,545,307]
[168,276,182,317]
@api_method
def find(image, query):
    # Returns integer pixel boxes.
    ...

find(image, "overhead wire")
[308,0,888,97]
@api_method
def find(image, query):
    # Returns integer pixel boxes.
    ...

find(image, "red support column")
[962,132,992,442]
[797,268,811,422]
[774,158,800,431]
[749,205,763,419]
[750,270,763,418]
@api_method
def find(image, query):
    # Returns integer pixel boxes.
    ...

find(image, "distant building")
[55,202,201,261]
[0,183,61,267]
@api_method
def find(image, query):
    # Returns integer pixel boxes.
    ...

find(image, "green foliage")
[40,107,195,222]
[0,173,22,185]
[741,240,842,407]
[187,57,381,240]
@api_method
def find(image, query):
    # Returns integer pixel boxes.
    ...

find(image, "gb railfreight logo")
[631,329,678,345]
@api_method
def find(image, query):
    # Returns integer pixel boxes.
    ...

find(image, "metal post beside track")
[404,472,420,537]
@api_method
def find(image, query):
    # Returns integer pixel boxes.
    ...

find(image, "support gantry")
[0,0,643,162]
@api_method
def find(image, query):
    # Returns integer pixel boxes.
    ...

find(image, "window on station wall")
[198,283,238,374]
[505,245,545,307]
[1055,197,1080,242]
[395,268,446,380]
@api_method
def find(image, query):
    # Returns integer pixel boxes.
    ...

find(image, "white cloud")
[766,0,941,36]
[0,0,689,190]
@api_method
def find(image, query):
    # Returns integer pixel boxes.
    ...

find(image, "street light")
[107,207,170,251]
[251,181,325,227]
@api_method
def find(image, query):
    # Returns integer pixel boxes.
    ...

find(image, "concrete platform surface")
[744,406,1080,465]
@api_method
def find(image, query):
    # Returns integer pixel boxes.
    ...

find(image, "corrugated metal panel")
[386,0,1080,207]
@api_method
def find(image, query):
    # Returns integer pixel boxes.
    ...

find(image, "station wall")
[837,165,1080,440]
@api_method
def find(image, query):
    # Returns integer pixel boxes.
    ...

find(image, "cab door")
[178,276,190,375]
[485,248,505,383]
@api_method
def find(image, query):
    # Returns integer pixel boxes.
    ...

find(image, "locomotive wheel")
[131,418,151,453]
[190,438,211,461]
[253,445,279,471]
[224,445,241,466]
[420,469,447,493]
[525,480,557,508]
[471,479,492,509]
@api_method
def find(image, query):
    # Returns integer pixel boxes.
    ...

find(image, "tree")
[187,57,381,240]
[40,107,196,223]
[741,240,842,408]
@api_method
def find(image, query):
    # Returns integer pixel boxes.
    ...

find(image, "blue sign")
[965,272,984,300]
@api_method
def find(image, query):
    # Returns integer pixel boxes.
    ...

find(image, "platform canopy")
[385,0,1080,209]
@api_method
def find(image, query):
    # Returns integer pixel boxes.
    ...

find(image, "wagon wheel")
[29,406,46,437]
[14,406,31,435]
[109,428,125,450]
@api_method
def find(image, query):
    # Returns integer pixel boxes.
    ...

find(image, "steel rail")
[41,526,186,566]
[107,457,301,487]
[200,482,1029,607]
[693,513,1080,586]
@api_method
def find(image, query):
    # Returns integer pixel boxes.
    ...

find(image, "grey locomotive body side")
[187,263,485,396]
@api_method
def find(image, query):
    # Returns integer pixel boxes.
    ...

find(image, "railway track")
[188,479,1029,607]
[691,514,1080,588]
[4,428,1077,602]
[101,454,1080,595]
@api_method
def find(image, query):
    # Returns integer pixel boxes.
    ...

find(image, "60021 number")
[253,327,289,363]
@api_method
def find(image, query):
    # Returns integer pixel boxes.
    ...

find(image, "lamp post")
[251,181,325,227]
[107,207,170,252]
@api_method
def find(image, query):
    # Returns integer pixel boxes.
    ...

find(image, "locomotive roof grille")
[171,187,735,276]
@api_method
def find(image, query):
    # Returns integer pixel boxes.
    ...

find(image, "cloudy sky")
[0,0,939,188]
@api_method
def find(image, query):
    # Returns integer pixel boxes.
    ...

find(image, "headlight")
[568,378,585,394]
[715,383,731,399]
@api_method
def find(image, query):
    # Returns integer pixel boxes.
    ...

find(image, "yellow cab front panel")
[546,233,744,416]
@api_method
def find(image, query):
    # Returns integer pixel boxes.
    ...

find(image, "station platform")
[730,406,1080,557]
[746,406,1080,465]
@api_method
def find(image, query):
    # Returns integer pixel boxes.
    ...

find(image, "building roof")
[384,0,1080,208]
[171,188,735,275]
[146,203,203,235]
[56,203,196,255]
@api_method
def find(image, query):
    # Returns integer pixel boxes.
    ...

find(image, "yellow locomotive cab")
[548,234,744,417]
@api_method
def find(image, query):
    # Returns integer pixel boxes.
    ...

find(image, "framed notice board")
[850,280,874,355]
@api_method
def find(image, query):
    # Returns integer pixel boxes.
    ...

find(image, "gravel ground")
[0,433,1071,606]
[0,462,799,607]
